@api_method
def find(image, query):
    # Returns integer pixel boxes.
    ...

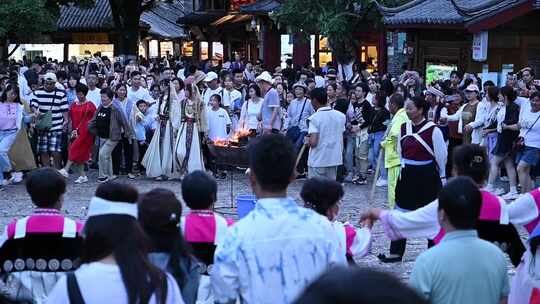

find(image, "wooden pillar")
[378,32,387,74]
[63,43,69,62]
[263,27,280,69]
[293,34,310,68]
[157,40,162,58]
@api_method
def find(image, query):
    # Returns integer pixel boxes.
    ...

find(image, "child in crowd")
[206,94,231,179]
[180,170,233,304]
[206,94,231,142]
[134,99,152,172]
[301,178,372,264]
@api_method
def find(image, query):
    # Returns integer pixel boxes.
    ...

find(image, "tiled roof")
[58,0,187,38]
[141,1,187,38]
[378,0,532,27]
[57,0,113,31]
[240,0,281,14]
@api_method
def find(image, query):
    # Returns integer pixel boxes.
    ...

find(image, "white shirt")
[221,88,242,108]
[46,262,184,304]
[211,197,346,304]
[207,107,231,141]
[307,106,346,167]
[127,86,152,104]
[519,107,540,148]
[86,88,101,108]
[203,87,223,108]
[239,99,262,130]
[314,75,325,88]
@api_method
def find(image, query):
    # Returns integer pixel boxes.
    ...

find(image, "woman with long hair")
[0,84,32,191]
[142,83,182,180]
[112,83,136,179]
[139,188,200,304]
[238,83,263,136]
[509,225,540,303]
[47,182,183,303]
[486,86,520,200]
[174,77,207,176]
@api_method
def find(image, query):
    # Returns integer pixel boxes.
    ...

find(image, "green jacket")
[382,108,409,168]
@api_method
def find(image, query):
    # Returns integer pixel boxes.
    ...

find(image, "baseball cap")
[44,72,57,82]
[204,71,218,82]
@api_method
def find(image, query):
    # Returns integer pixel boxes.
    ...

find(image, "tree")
[109,0,150,62]
[0,0,93,60]
[272,0,409,73]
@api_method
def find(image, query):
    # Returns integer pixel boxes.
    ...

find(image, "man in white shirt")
[306,87,346,180]
[85,73,101,108]
[202,71,222,107]
[256,71,282,133]
[127,71,152,105]
[211,134,346,304]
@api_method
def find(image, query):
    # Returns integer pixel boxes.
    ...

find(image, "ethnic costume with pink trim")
[509,224,540,304]
[380,190,532,266]
[0,209,83,303]
[331,221,371,264]
[180,211,233,304]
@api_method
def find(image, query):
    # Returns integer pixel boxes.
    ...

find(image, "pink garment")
[0,103,17,130]
[183,211,233,243]
[6,209,83,239]
[434,191,501,244]
[344,225,356,257]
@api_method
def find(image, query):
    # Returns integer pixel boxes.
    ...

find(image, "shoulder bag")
[35,91,57,131]
[286,98,307,141]
[512,112,540,153]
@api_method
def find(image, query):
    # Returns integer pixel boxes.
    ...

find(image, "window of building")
[182,41,193,57]
[212,42,223,64]
[280,35,293,68]
[200,41,209,60]
[319,36,332,67]
[194,0,225,11]
[360,45,378,73]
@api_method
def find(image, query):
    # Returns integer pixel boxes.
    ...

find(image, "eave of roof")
[239,0,281,14]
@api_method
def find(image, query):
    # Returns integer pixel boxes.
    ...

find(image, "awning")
[210,14,253,26]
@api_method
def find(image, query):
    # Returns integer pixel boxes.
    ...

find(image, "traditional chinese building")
[378,0,540,82]
[10,0,188,62]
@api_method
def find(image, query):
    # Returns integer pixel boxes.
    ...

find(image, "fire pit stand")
[207,143,250,211]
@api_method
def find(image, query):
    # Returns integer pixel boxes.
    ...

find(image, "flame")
[212,128,251,146]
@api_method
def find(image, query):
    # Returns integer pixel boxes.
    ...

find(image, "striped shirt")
[31,88,69,132]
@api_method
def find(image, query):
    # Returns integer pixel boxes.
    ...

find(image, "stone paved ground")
[0,170,519,281]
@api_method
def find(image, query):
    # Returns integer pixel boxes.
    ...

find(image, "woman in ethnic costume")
[174,72,207,175]
[142,82,182,180]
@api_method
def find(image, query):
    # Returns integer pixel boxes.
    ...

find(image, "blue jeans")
[345,135,356,174]
[0,129,18,184]
[368,131,387,179]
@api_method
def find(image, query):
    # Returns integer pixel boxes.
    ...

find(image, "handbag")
[513,113,540,153]
[286,98,307,141]
[35,91,57,131]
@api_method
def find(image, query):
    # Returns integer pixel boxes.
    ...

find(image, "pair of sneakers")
[58,168,89,184]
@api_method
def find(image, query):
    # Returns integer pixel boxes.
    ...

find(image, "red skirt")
[68,102,96,163]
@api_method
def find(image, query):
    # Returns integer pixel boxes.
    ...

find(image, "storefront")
[380,0,540,81]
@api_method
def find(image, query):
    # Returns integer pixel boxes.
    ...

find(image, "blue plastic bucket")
[236,194,257,218]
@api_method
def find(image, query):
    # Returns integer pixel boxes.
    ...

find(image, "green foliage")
[0,0,93,41]
[272,0,410,63]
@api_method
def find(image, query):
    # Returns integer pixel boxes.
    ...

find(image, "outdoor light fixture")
[250,17,257,30]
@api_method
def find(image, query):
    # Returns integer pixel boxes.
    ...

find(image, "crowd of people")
[1,52,540,303]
